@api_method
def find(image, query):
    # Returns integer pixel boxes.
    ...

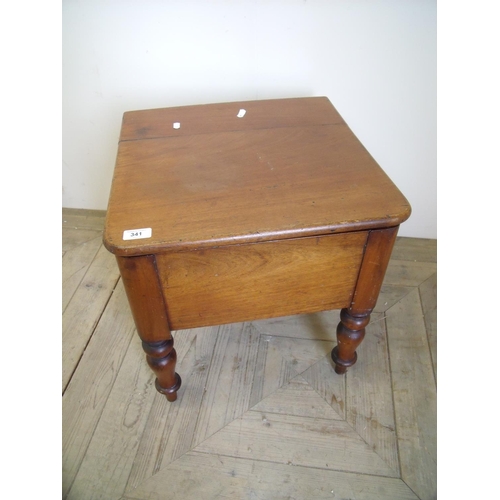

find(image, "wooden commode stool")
[103,97,411,402]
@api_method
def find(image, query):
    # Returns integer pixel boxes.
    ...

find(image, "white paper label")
[237,109,246,118]
[123,228,152,240]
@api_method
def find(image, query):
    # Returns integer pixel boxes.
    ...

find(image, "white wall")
[62,0,436,238]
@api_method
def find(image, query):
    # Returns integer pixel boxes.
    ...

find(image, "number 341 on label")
[123,228,152,240]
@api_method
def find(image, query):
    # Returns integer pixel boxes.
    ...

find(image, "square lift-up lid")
[103,97,411,256]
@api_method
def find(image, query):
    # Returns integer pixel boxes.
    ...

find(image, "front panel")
[156,232,367,330]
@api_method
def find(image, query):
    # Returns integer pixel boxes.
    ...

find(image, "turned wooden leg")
[117,254,182,402]
[331,227,398,375]
[331,308,370,374]
[142,339,182,402]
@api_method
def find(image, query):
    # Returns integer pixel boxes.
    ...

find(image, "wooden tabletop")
[104,97,410,256]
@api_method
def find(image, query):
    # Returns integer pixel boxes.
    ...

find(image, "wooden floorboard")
[346,312,400,475]
[124,452,419,500]
[62,281,136,498]
[62,244,121,391]
[419,273,437,383]
[386,289,437,500]
[62,233,102,312]
[62,208,437,500]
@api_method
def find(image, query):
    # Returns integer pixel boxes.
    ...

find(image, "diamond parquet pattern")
[62,210,436,500]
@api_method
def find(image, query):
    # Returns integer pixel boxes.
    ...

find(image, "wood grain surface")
[104,97,410,256]
[157,232,366,329]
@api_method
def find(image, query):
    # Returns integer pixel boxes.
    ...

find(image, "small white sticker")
[123,228,152,240]
[173,122,180,129]
[237,109,246,118]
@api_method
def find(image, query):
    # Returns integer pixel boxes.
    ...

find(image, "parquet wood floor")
[62,209,436,500]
